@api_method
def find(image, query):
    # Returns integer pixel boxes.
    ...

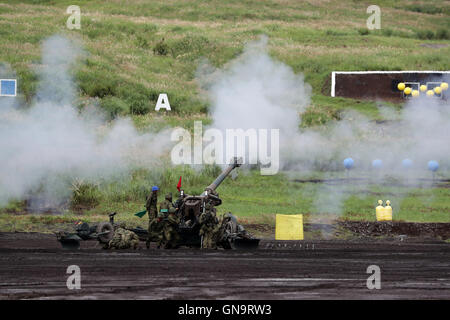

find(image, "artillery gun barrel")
[204,157,242,193]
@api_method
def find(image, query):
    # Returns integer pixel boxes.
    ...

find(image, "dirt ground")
[246,221,450,240]
[0,231,449,300]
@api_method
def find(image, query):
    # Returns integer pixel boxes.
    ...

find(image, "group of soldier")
[144,186,220,249]
[107,185,220,250]
[145,186,180,249]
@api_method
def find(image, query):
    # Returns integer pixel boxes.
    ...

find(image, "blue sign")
[0,79,17,96]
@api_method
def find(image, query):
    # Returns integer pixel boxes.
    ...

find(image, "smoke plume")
[197,36,450,217]
[0,36,171,208]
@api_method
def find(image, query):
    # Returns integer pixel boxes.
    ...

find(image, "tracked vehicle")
[57,158,260,250]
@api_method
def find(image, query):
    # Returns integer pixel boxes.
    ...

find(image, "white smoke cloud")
[206,36,311,132]
[0,35,171,208]
[197,36,450,217]
[197,36,312,169]
[3,35,447,216]
[200,36,450,175]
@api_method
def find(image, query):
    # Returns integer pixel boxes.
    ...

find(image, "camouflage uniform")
[199,203,219,249]
[147,212,166,248]
[173,190,185,210]
[159,193,173,218]
[145,191,158,220]
[145,190,158,248]
[107,226,139,250]
[164,207,180,249]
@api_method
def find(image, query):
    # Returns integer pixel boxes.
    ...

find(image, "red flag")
[177,176,182,191]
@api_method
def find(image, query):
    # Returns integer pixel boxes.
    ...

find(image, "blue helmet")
[152,186,159,191]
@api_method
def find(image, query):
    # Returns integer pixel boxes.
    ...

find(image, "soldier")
[106,223,139,250]
[147,212,166,249]
[199,202,219,249]
[159,193,173,218]
[145,186,159,248]
[164,207,180,249]
[173,190,185,212]
[146,186,159,220]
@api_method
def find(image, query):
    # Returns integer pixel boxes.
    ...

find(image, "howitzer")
[177,157,242,222]
[204,156,242,194]
[56,157,259,250]
[173,157,259,249]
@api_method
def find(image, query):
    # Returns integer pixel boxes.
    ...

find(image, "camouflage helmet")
[165,193,172,201]
[117,222,126,229]
[157,212,165,218]
[168,207,176,214]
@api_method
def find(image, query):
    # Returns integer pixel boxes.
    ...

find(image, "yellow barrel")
[420,85,427,92]
[376,200,384,221]
[384,200,393,221]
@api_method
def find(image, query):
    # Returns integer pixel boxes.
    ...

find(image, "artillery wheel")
[96,222,114,244]
[218,221,234,250]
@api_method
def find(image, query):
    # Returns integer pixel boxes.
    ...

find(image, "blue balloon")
[427,160,439,172]
[402,159,413,169]
[372,159,383,169]
[343,158,354,169]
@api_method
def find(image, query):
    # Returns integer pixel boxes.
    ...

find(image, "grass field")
[2,168,450,233]
[1,0,449,120]
[0,0,449,230]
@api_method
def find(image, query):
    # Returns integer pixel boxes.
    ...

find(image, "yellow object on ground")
[427,90,435,97]
[375,200,393,221]
[420,85,427,92]
[384,200,393,221]
[397,82,405,91]
[434,86,442,94]
[411,90,419,97]
[375,200,384,221]
[403,87,411,95]
[275,214,304,240]
[441,82,448,90]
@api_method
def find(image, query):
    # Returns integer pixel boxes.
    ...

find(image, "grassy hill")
[1,0,449,123]
[1,0,450,231]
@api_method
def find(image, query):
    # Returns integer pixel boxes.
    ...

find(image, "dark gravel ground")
[0,232,449,300]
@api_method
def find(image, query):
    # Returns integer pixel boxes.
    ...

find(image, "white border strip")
[331,71,450,97]
[0,79,17,97]
[331,72,336,97]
